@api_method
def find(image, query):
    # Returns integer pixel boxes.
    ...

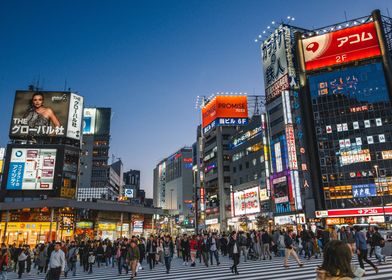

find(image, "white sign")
[274,214,305,225]
[260,188,269,201]
[0,148,5,159]
[6,148,57,190]
[275,196,289,203]
[315,210,328,218]
[124,188,134,198]
[66,93,84,140]
[232,186,260,216]
[205,218,218,225]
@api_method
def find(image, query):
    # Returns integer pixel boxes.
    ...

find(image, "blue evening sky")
[0,0,390,198]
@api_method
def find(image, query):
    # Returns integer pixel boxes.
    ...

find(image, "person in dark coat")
[229,232,240,275]
[146,236,157,270]
[181,234,191,265]
[138,238,146,266]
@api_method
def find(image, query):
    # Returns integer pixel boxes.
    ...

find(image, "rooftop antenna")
[344,11,348,21]
[64,79,68,91]
[387,8,391,18]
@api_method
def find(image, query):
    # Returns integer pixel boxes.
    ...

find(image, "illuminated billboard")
[6,148,57,190]
[232,186,260,216]
[10,91,84,140]
[202,96,248,131]
[303,22,381,71]
[83,108,96,134]
[82,107,111,135]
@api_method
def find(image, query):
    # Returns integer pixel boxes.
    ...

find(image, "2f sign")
[336,54,347,63]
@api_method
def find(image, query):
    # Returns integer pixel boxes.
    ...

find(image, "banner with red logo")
[232,186,260,216]
[315,206,392,218]
[302,22,381,71]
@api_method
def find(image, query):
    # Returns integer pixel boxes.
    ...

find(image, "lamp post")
[374,165,386,225]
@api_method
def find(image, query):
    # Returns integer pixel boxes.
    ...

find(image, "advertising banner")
[66,93,84,140]
[10,91,84,140]
[303,22,381,71]
[316,206,392,218]
[83,108,96,134]
[232,186,260,216]
[202,96,248,129]
[6,148,57,190]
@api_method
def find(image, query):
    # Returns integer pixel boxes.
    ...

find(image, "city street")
[6,253,392,280]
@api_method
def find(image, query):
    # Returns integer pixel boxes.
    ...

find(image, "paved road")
[6,253,392,279]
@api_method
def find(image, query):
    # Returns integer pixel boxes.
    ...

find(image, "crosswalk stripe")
[6,254,392,280]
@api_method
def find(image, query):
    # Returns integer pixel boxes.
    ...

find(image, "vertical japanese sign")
[66,93,84,140]
[262,26,297,103]
[286,125,298,170]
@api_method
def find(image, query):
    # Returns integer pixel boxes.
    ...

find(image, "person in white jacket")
[17,248,28,279]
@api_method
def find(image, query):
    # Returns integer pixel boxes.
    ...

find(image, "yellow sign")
[97,223,116,231]
[0,222,52,231]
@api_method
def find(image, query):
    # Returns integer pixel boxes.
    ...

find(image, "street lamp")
[374,165,386,225]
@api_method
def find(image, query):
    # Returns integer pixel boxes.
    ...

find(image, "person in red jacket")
[189,235,198,267]
[0,244,9,279]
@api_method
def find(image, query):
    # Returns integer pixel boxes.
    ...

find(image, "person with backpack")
[238,232,248,262]
[162,235,174,274]
[372,227,386,263]
[283,229,304,269]
[65,241,78,277]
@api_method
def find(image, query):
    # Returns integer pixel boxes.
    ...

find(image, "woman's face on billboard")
[32,95,44,108]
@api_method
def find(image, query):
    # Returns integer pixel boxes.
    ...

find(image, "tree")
[255,214,269,230]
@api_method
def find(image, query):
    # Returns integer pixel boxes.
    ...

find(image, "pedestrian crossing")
[7,254,392,279]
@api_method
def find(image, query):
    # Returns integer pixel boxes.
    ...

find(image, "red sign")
[316,206,392,218]
[202,96,248,128]
[303,22,381,71]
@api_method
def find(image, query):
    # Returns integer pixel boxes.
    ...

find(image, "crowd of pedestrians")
[0,225,388,279]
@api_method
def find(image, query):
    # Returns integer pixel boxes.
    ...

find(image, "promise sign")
[303,22,381,71]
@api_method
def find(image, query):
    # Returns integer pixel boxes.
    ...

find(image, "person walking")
[346,227,356,255]
[261,229,272,260]
[65,241,78,277]
[200,234,210,267]
[146,236,157,270]
[37,244,46,275]
[354,226,378,273]
[127,241,140,280]
[87,243,95,275]
[209,233,220,266]
[47,242,66,280]
[0,245,9,280]
[229,232,240,275]
[283,229,303,269]
[162,235,174,274]
[189,235,198,267]
[238,232,248,262]
[17,248,27,279]
[181,234,190,266]
[372,227,386,263]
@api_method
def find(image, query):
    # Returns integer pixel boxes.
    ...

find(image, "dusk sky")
[0,0,390,198]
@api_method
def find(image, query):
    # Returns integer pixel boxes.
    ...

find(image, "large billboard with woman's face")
[9,91,84,140]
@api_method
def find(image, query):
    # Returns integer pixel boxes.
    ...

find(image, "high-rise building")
[260,25,313,227]
[153,147,193,219]
[227,115,269,231]
[297,10,392,224]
